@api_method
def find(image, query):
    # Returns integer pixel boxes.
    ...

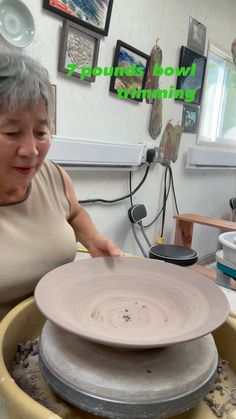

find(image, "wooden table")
[174,213,236,287]
[174,213,236,248]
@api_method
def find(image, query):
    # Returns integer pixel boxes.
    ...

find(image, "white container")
[218,232,236,265]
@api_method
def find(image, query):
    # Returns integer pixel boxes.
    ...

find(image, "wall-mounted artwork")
[58,20,100,82]
[176,46,207,105]
[109,40,150,102]
[181,104,199,133]
[187,17,206,55]
[43,0,114,36]
[51,84,57,135]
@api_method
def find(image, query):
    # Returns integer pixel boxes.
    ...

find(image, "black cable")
[129,171,133,206]
[129,171,150,256]
[80,165,150,204]
[128,165,178,236]
[143,167,172,228]
[169,166,179,214]
[161,167,169,237]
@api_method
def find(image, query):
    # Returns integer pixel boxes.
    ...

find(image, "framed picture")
[109,40,150,102]
[51,84,57,135]
[181,104,199,133]
[43,0,114,36]
[175,46,207,105]
[187,17,206,55]
[58,20,100,82]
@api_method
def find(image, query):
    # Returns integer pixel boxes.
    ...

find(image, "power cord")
[129,171,134,206]
[139,166,178,229]
[143,168,172,228]
[169,166,179,214]
[128,165,179,255]
[79,164,150,204]
[161,167,169,237]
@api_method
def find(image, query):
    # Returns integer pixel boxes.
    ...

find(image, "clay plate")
[34,257,229,348]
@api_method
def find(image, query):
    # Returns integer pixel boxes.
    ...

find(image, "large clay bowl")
[34,257,229,348]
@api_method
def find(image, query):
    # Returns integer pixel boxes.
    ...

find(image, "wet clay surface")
[204,359,236,417]
[12,338,92,419]
[12,339,236,419]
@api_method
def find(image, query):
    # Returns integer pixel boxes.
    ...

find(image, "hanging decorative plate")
[0,0,35,48]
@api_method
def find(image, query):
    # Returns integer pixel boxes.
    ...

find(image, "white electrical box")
[47,136,146,170]
[186,148,236,169]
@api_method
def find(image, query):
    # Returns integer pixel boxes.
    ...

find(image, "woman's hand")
[57,167,123,258]
[86,233,122,257]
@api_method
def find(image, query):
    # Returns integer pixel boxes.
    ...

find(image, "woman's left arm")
[58,166,122,257]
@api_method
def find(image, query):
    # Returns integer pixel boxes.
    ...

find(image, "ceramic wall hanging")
[147,40,163,139]
[157,121,182,165]
[145,40,162,104]
[0,0,35,48]
[158,121,175,166]
[171,123,182,162]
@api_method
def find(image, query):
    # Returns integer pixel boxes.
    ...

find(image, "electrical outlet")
[151,146,160,163]
[141,144,159,163]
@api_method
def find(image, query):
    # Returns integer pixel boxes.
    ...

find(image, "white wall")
[2,0,236,257]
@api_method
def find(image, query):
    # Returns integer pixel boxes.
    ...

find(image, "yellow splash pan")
[1,297,236,419]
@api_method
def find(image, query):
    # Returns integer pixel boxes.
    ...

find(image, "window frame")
[197,40,236,149]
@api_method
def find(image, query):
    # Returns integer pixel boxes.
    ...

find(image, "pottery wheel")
[39,321,218,419]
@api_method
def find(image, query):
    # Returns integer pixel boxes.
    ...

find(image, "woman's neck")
[0,185,29,204]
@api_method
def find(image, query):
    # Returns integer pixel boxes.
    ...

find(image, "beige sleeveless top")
[0,160,77,318]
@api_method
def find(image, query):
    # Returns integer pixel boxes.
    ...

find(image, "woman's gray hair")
[0,52,54,123]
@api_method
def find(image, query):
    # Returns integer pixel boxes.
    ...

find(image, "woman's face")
[0,99,51,194]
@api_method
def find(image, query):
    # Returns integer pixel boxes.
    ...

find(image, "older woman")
[0,52,121,319]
